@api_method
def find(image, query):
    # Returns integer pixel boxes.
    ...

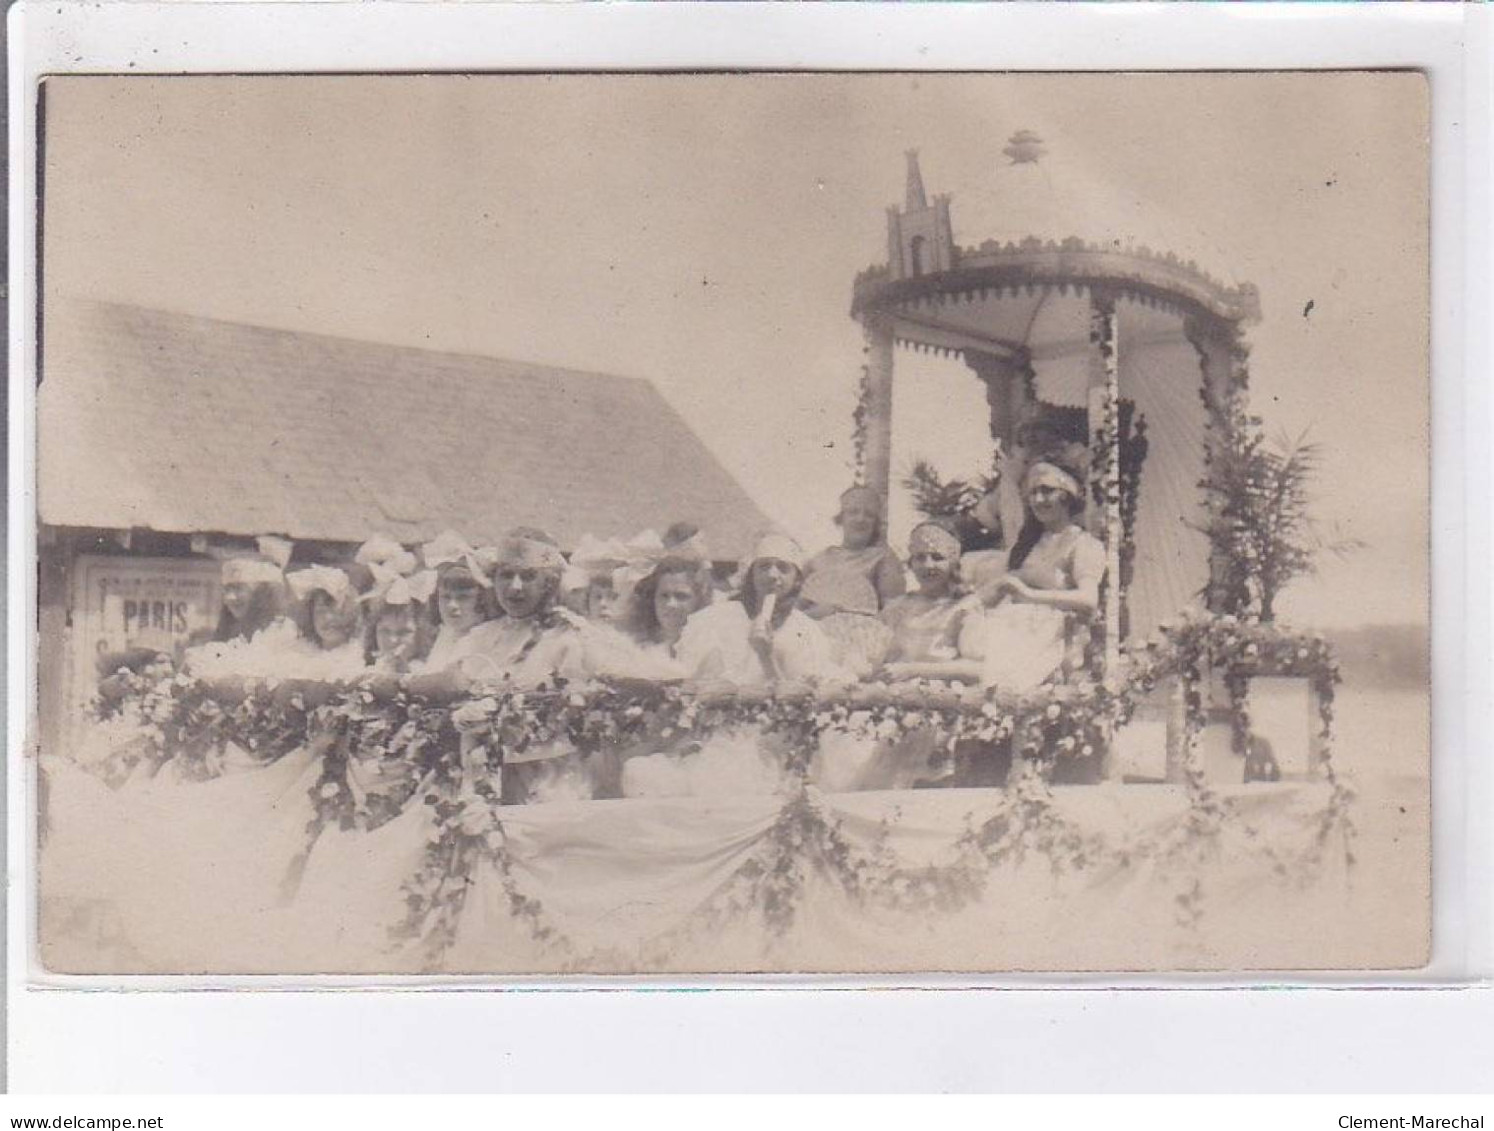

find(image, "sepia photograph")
[30,71,1430,977]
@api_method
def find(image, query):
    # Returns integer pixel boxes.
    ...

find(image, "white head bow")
[221,557,286,588]
[364,562,438,608]
[287,565,353,605]
[422,530,496,587]
[355,533,418,577]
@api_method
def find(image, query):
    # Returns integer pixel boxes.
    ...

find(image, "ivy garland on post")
[1189,316,1254,616]
[1116,401,1148,640]
[1124,611,1354,907]
[851,344,873,486]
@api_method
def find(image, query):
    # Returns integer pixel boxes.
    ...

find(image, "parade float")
[40,148,1354,977]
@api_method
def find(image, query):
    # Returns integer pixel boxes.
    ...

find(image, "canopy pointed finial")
[904,149,928,211]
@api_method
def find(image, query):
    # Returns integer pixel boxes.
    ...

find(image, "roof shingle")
[39,301,774,559]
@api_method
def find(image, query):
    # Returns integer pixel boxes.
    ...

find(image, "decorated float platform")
[38,608,1356,977]
[36,147,1373,978]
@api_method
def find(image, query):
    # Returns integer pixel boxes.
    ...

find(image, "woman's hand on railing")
[205,675,250,704]
[685,678,742,706]
[357,672,403,700]
[96,672,137,703]
[876,659,985,686]
[771,678,816,702]
[270,678,336,710]
[403,669,472,703]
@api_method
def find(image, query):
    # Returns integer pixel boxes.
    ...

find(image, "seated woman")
[798,569,893,681]
[624,534,845,800]
[464,528,595,803]
[82,551,299,786]
[812,521,979,792]
[676,532,844,687]
[94,549,290,711]
[802,485,906,617]
[578,554,715,798]
[662,521,729,604]
[284,564,370,682]
[418,531,502,676]
[628,553,714,667]
[879,520,981,683]
[972,456,1104,693]
[465,528,587,685]
[180,553,299,681]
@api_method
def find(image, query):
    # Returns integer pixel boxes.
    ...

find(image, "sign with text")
[69,555,222,707]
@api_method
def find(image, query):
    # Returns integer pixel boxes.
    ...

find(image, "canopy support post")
[1086,291,1123,782]
[1087,291,1123,689]
[1185,314,1252,615]
[861,316,897,532]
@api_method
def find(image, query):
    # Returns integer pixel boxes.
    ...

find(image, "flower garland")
[84,619,1351,962]
[1122,609,1353,919]
[91,667,309,785]
[673,787,876,941]
[389,751,565,972]
[1124,611,1341,765]
[93,616,1339,801]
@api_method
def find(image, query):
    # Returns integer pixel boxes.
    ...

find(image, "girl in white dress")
[418,531,503,676]
[279,572,441,958]
[605,554,715,798]
[971,458,1105,692]
[879,520,982,682]
[628,554,714,667]
[284,564,370,682]
[814,521,981,791]
[625,534,847,800]
[179,554,299,683]
[676,533,844,687]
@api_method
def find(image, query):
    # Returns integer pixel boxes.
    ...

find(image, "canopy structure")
[851,149,1262,665]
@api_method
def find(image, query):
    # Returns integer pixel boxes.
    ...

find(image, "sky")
[41,73,1429,628]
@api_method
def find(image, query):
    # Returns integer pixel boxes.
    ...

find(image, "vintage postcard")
[32,72,1430,976]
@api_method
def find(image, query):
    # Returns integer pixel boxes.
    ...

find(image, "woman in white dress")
[283,564,370,683]
[417,531,503,676]
[972,458,1105,692]
[628,554,714,666]
[178,554,300,683]
[676,533,844,687]
[595,554,713,797]
[457,528,596,804]
[624,534,846,800]
[813,521,982,792]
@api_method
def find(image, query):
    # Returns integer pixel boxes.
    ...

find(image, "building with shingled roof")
[37,299,774,748]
